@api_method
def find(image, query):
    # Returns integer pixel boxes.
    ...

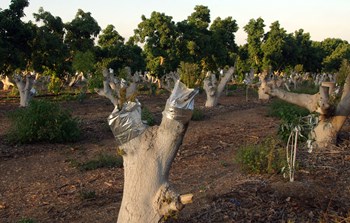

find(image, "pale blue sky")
[1,0,350,45]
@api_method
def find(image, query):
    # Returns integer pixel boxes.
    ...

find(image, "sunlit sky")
[1,0,350,45]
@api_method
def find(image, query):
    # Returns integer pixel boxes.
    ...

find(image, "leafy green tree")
[261,21,286,71]
[98,24,124,48]
[311,38,348,72]
[178,61,201,88]
[31,7,68,74]
[235,44,250,80]
[243,17,265,72]
[97,24,125,69]
[72,50,95,74]
[123,39,146,72]
[0,0,32,73]
[180,5,212,70]
[187,5,210,30]
[209,16,238,69]
[65,9,101,54]
[281,33,298,69]
[323,42,350,72]
[134,11,178,76]
[97,25,145,73]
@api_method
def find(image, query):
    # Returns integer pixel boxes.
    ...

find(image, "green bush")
[179,62,202,88]
[235,138,286,174]
[78,189,96,200]
[47,75,62,94]
[191,108,205,121]
[78,153,123,171]
[7,100,81,144]
[292,83,318,95]
[87,72,103,92]
[141,106,155,126]
[337,59,350,86]
[268,99,310,141]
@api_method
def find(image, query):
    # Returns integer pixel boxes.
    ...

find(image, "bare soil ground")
[0,88,350,223]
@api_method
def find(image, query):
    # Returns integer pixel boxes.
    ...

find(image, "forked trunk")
[265,74,350,148]
[112,81,197,222]
[14,73,35,107]
[203,67,235,108]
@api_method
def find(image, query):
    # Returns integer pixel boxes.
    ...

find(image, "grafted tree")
[264,64,350,148]
[209,16,238,69]
[96,68,197,222]
[261,21,286,71]
[31,7,68,74]
[0,0,32,73]
[203,66,235,107]
[65,9,101,54]
[134,11,178,75]
[243,17,265,72]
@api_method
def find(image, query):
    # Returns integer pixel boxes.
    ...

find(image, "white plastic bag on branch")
[163,80,199,123]
[108,100,146,145]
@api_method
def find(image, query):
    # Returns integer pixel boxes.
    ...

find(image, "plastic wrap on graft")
[163,80,198,123]
[108,100,146,145]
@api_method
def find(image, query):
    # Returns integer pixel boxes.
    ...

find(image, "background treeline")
[1,0,350,80]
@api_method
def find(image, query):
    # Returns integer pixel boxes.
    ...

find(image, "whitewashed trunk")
[115,81,196,222]
[14,74,35,107]
[203,67,235,108]
[118,118,187,222]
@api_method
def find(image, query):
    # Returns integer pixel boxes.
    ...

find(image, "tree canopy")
[0,2,349,79]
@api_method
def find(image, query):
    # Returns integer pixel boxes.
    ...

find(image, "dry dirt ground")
[0,88,350,223]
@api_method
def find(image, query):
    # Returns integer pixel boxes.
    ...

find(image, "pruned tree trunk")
[258,72,270,100]
[1,75,15,90]
[160,71,179,92]
[203,67,235,107]
[97,69,197,222]
[14,73,35,107]
[265,74,350,148]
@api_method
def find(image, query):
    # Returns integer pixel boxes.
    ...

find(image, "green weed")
[78,153,123,171]
[235,138,286,174]
[191,108,205,121]
[141,106,155,126]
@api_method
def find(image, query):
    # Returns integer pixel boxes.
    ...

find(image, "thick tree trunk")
[14,73,35,107]
[265,74,350,148]
[113,80,197,222]
[203,67,235,107]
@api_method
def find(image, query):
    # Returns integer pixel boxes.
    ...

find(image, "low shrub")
[191,108,205,121]
[235,138,286,174]
[6,99,81,144]
[141,106,155,126]
[87,73,103,92]
[268,99,310,141]
[17,218,36,223]
[78,153,123,171]
[78,189,96,200]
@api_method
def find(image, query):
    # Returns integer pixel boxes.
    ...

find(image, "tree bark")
[14,73,35,107]
[1,75,14,90]
[112,80,197,222]
[265,74,350,148]
[203,67,235,107]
